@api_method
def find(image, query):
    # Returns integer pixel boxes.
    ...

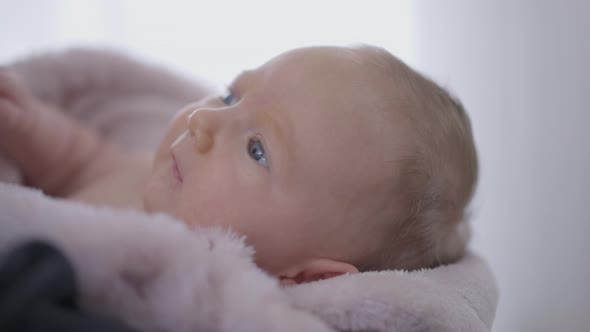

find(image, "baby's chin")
[141,166,173,214]
[141,182,159,214]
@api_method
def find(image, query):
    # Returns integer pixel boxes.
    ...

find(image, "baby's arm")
[0,69,117,196]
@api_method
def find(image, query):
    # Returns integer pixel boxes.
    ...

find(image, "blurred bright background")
[1,0,588,331]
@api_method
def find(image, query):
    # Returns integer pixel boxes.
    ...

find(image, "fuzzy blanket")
[0,183,497,332]
[0,49,498,331]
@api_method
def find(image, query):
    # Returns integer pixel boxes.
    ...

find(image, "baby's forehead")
[257,49,392,105]
[266,49,404,138]
[243,46,410,167]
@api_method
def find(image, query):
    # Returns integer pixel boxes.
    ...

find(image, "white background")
[1,1,588,331]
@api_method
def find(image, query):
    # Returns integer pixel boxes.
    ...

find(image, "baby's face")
[144,47,400,276]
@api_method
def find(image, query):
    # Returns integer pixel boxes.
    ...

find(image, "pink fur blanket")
[0,49,498,331]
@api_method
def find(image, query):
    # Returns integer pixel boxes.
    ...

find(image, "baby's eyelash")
[220,87,237,105]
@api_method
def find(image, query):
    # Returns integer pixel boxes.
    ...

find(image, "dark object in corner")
[0,241,137,332]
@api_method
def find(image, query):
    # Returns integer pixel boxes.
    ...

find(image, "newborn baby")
[0,46,477,284]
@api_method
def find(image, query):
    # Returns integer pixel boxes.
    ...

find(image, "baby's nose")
[187,110,213,153]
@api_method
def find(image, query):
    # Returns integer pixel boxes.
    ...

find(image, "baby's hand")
[0,68,58,190]
[0,68,109,195]
[0,68,38,136]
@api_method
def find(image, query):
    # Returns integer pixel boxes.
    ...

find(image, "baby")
[0,46,477,284]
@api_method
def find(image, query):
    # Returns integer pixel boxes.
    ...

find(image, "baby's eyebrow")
[236,68,290,150]
[230,70,255,91]
[259,108,291,173]
[260,111,285,144]
[233,67,292,173]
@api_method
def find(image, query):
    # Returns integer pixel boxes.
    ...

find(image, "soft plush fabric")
[0,49,498,331]
[0,184,497,332]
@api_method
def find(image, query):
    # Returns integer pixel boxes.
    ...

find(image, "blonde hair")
[350,46,478,271]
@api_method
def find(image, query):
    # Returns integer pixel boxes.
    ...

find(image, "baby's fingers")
[0,99,18,129]
[0,69,39,136]
[0,68,31,105]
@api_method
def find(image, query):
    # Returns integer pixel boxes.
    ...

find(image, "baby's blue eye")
[222,90,237,106]
[248,139,269,168]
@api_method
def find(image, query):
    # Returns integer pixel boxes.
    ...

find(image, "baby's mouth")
[170,131,189,184]
[171,153,183,183]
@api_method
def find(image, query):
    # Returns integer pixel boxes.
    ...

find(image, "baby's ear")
[279,258,359,286]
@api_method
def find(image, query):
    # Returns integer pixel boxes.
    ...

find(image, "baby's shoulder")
[68,150,152,210]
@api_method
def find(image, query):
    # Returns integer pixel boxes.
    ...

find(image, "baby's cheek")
[177,181,224,227]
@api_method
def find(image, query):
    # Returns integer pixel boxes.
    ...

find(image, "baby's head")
[144,45,477,283]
